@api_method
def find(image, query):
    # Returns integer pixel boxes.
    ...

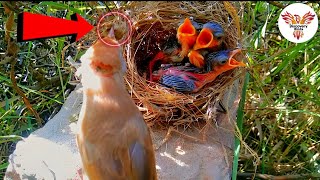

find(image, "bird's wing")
[129,140,155,180]
[281,11,297,24]
[300,11,315,24]
[127,115,157,180]
[77,134,122,180]
[160,74,196,92]
[79,120,156,180]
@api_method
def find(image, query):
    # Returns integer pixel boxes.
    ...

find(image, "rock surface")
[5,79,242,180]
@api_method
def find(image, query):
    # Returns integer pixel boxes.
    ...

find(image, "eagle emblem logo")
[281,11,315,40]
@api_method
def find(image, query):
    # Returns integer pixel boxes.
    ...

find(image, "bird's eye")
[219,60,227,65]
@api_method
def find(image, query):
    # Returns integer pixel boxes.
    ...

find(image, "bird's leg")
[155,126,174,150]
[155,126,207,150]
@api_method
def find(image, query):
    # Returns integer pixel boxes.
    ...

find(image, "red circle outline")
[97,11,132,47]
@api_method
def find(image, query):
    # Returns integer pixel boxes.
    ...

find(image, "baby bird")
[187,49,209,68]
[148,36,183,81]
[193,21,224,51]
[176,17,198,58]
[153,49,245,93]
[204,49,242,72]
[188,22,224,68]
[77,30,157,180]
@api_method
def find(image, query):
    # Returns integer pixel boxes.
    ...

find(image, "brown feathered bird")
[76,30,157,180]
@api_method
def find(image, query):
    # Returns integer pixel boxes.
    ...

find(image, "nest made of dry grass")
[120,1,246,127]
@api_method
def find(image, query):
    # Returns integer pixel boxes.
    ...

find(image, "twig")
[61,43,72,68]
[238,172,320,180]
[223,1,241,39]
[9,52,43,126]
[1,1,20,13]
[155,126,208,150]
[266,1,286,9]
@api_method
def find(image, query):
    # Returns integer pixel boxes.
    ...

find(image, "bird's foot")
[155,126,207,150]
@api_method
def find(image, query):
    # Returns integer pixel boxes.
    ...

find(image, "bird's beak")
[213,49,245,73]
[177,18,197,46]
[193,28,219,50]
[188,50,205,68]
[108,25,116,39]
[99,26,119,46]
[228,49,246,67]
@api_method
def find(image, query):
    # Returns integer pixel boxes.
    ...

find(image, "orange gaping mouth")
[177,18,197,47]
[177,18,197,36]
[228,49,246,67]
[229,58,246,67]
[193,28,218,50]
[90,60,113,77]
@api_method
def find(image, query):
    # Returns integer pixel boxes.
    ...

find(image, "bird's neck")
[82,72,128,98]
[193,66,235,91]
[193,71,220,87]
[79,73,134,140]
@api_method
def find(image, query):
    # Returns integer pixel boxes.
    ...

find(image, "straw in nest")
[120,1,245,129]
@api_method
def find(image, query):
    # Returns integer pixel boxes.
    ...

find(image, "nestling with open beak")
[176,17,199,58]
[188,22,224,68]
[153,49,245,93]
[204,49,242,72]
[76,29,157,180]
[193,21,224,51]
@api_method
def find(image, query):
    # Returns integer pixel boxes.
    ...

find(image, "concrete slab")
[5,78,241,180]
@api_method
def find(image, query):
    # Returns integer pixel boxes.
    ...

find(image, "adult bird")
[153,49,245,93]
[76,29,157,180]
[176,17,199,58]
[188,21,224,68]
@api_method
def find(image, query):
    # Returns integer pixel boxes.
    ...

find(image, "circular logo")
[278,3,318,43]
[97,11,132,47]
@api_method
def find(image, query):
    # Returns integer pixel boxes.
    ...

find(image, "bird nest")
[121,2,245,127]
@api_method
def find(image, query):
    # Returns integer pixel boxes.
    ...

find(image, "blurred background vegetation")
[0,1,319,179]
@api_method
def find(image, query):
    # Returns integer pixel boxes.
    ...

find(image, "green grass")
[0,1,319,179]
[0,1,123,178]
[0,1,91,178]
[238,1,320,177]
[232,72,250,180]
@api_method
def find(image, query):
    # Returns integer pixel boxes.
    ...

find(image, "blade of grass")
[232,72,250,180]
[38,1,83,15]
[0,73,63,104]
[0,163,9,171]
[0,135,23,143]
[287,87,320,106]
[54,37,67,101]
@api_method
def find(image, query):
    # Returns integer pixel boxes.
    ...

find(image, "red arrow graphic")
[17,12,94,43]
